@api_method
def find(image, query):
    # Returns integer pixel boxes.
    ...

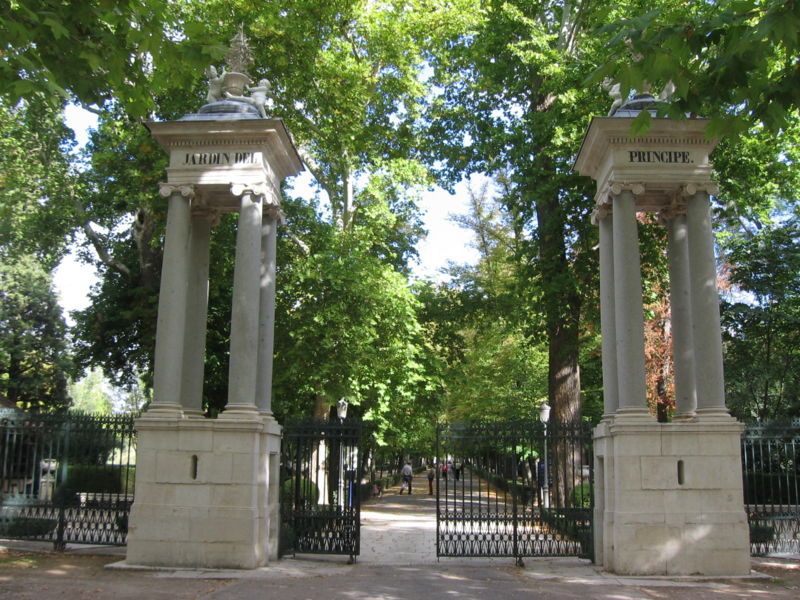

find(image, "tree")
[0,255,71,411]
[0,0,219,116]
[425,179,551,423]
[597,0,800,134]
[272,197,437,440]
[721,219,800,421]
[68,367,112,414]
[427,0,613,426]
[0,98,79,269]
[69,2,452,440]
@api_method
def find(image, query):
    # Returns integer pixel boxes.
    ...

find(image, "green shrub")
[279,522,296,556]
[280,478,320,506]
[65,465,124,494]
[571,483,592,508]
[50,465,135,506]
[2,518,56,538]
[749,523,775,544]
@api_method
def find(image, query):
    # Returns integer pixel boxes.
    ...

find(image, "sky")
[53,106,480,320]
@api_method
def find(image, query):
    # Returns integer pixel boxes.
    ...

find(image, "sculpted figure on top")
[202,27,271,118]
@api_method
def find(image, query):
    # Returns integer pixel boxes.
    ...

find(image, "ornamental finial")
[226,25,254,76]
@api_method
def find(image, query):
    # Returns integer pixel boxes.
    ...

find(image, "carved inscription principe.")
[182,151,259,166]
[628,150,693,164]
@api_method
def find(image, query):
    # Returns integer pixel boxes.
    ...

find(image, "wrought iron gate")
[279,419,363,562]
[742,420,800,555]
[436,420,593,563]
[0,410,136,548]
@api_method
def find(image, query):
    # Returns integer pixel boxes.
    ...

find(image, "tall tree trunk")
[534,188,582,424]
[534,184,582,507]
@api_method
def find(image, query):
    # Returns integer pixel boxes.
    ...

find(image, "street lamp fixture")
[539,402,551,509]
[337,397,348,422]
[538,402,551,424]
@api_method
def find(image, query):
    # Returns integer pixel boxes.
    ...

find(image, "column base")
[613,407,655,424]
[595,420,749,576]
[182,409,206,419]
[671,412,697,422]
[695,407,737,423]
[140,403,184,419]
[219,404,261,419]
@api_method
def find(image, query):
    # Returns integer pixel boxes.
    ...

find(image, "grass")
[0,551,40,569]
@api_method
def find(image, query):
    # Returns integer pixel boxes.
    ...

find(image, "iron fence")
[279,419,363,562]
[0,410,136,548]
[436,420,593,564]
[742,420,800,555]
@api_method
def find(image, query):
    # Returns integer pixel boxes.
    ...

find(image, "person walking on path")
[427,465,435,495]
[400,461,413,494]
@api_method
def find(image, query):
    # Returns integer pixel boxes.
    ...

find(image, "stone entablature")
[574,118,718,213]
[146,119,301,212]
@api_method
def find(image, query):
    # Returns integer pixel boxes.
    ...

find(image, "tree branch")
[70,192,132,278]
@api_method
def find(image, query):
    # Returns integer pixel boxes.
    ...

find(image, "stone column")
[596,203,619,418]
[665,209,697,419]
[150,185,194,416]
[611,186,649,417]
[255,203,280,415]
[180,210,215,418]
[224,185,264,418]
[686,188,729,419]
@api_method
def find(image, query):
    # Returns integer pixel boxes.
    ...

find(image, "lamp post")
[336,398,348,507]
[539,402,551,509]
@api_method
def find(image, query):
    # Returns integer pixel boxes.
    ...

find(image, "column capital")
[595,182,646,209]
[230,182,268,198]
[591,203,612,225]
[158,183,195,199]
[263,204,285,224]
[681,182,720,197]
[609,182,646,197]
[657,196,689,225]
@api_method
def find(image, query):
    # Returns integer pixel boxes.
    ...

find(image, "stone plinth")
[126,415,282,569]
[593,419,750,576]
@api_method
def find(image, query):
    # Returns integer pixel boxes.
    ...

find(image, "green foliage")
[721,219,800,421]
[0,518,56,538]
[0,99,79,269]
[0,255,71,411]
[68,368,112,415]
[280,477,320,506]
[571,482,593,509]
[597,1,800,134]
[425,0,613,424]
[273,212,434,439]
[0,0,218,116]
[60,465,134,495]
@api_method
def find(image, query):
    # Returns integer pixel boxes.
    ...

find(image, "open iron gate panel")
[279,419,363,562]
[436,420,593,561]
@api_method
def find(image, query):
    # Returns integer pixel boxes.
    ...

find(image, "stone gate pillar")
[125,58,303,569]
[575,95,749,576]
